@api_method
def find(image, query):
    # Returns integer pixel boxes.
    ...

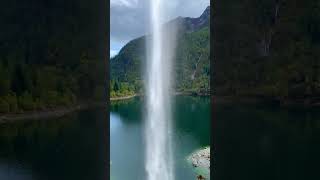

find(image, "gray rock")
[187,146,210,179]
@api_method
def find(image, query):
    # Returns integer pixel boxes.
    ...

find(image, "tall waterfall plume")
[145,0,177,180]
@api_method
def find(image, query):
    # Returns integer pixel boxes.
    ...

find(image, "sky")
[110,0,210,57]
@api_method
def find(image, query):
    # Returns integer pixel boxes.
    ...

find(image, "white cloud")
[110,49,119,58]
[111,0,138,8]
[110,0,210,54]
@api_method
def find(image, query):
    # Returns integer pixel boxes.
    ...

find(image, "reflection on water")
[213,104,320,180]
[0,162,33,180]
[0,107,108,180]
[110,113,123,133]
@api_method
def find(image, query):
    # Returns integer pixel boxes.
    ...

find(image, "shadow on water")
[173,96,210,146]
[213,103,320,180]
[110,97,143,124]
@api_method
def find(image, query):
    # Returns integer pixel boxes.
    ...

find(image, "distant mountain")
[174,6,210,33]
[110,6,210,97]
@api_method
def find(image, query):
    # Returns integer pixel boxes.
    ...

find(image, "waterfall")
[145,0,176,180]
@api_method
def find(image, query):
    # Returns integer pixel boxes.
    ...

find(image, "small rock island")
[187,146,210,179]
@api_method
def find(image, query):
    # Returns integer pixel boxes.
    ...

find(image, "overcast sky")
[110,0,210,57]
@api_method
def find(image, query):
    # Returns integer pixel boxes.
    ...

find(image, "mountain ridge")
[167,6,210,33]
[110,6,210,98]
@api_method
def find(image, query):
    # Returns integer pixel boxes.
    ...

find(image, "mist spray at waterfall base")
[145,0,177,180]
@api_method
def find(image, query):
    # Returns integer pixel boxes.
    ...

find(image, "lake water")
[0,96,210,180]
[110,96,211,180]
[213,103,320,180]
[0,108,108,180]
[3,96,318,180]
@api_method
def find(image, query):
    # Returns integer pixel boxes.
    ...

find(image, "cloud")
[110,49,119,58]
[110,0,210,53]
[111,0,138,8]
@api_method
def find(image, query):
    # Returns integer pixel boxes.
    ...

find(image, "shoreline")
[213,96,320,107]
[110,94,138,101]
[110,92,210,101]
[0,102,105,123]
[0,92,210,123]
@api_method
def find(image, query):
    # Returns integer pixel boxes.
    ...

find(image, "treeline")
[0,0,107,113]
[0,58,104,113]
[110,36,145,98]
[213,0,320,102]
[110,79,136,98]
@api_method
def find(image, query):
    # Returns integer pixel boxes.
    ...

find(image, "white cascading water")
[145,0,176,180]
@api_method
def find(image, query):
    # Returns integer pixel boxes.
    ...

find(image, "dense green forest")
[213,0,320,104]
[110,7,210,98]
[0,0,107,113]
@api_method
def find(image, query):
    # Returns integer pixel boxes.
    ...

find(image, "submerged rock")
[187,146,210,179]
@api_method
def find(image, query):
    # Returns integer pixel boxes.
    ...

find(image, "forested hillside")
[213,0,320,104]
[0,0,107,113]
[110,6,210,98]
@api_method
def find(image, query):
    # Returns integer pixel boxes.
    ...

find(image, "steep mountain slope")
[213,0,320,104]
[110,6,210,97]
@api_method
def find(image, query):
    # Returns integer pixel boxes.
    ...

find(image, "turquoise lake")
[110,96,211,180]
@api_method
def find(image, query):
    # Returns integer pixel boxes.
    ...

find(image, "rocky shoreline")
[187,146,210,179]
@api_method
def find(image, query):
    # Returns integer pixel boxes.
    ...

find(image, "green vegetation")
[110,36,145,98]
[110,79,135,98]
[110,7,210,98]
[213,0,320,104]
[0,0,107,113]
[175,26,210,94]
